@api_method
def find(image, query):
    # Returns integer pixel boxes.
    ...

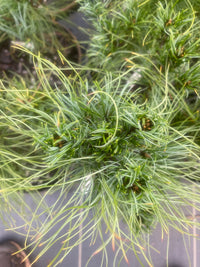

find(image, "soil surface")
[0,29,81,78]
[0,39,32,77]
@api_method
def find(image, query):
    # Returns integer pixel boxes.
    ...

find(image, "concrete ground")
[0,188,199,267]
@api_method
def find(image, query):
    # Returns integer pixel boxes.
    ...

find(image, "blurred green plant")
[0,0,78,53]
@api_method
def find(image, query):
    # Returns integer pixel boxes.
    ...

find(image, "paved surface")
[0,188,199,267]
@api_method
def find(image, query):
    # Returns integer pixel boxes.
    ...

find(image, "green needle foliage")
[0,0,77,51]
[79,0,200,109]
[1,51,200,266]
[79,0,200,160]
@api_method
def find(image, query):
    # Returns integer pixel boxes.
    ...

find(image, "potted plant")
[0,0,200,266]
